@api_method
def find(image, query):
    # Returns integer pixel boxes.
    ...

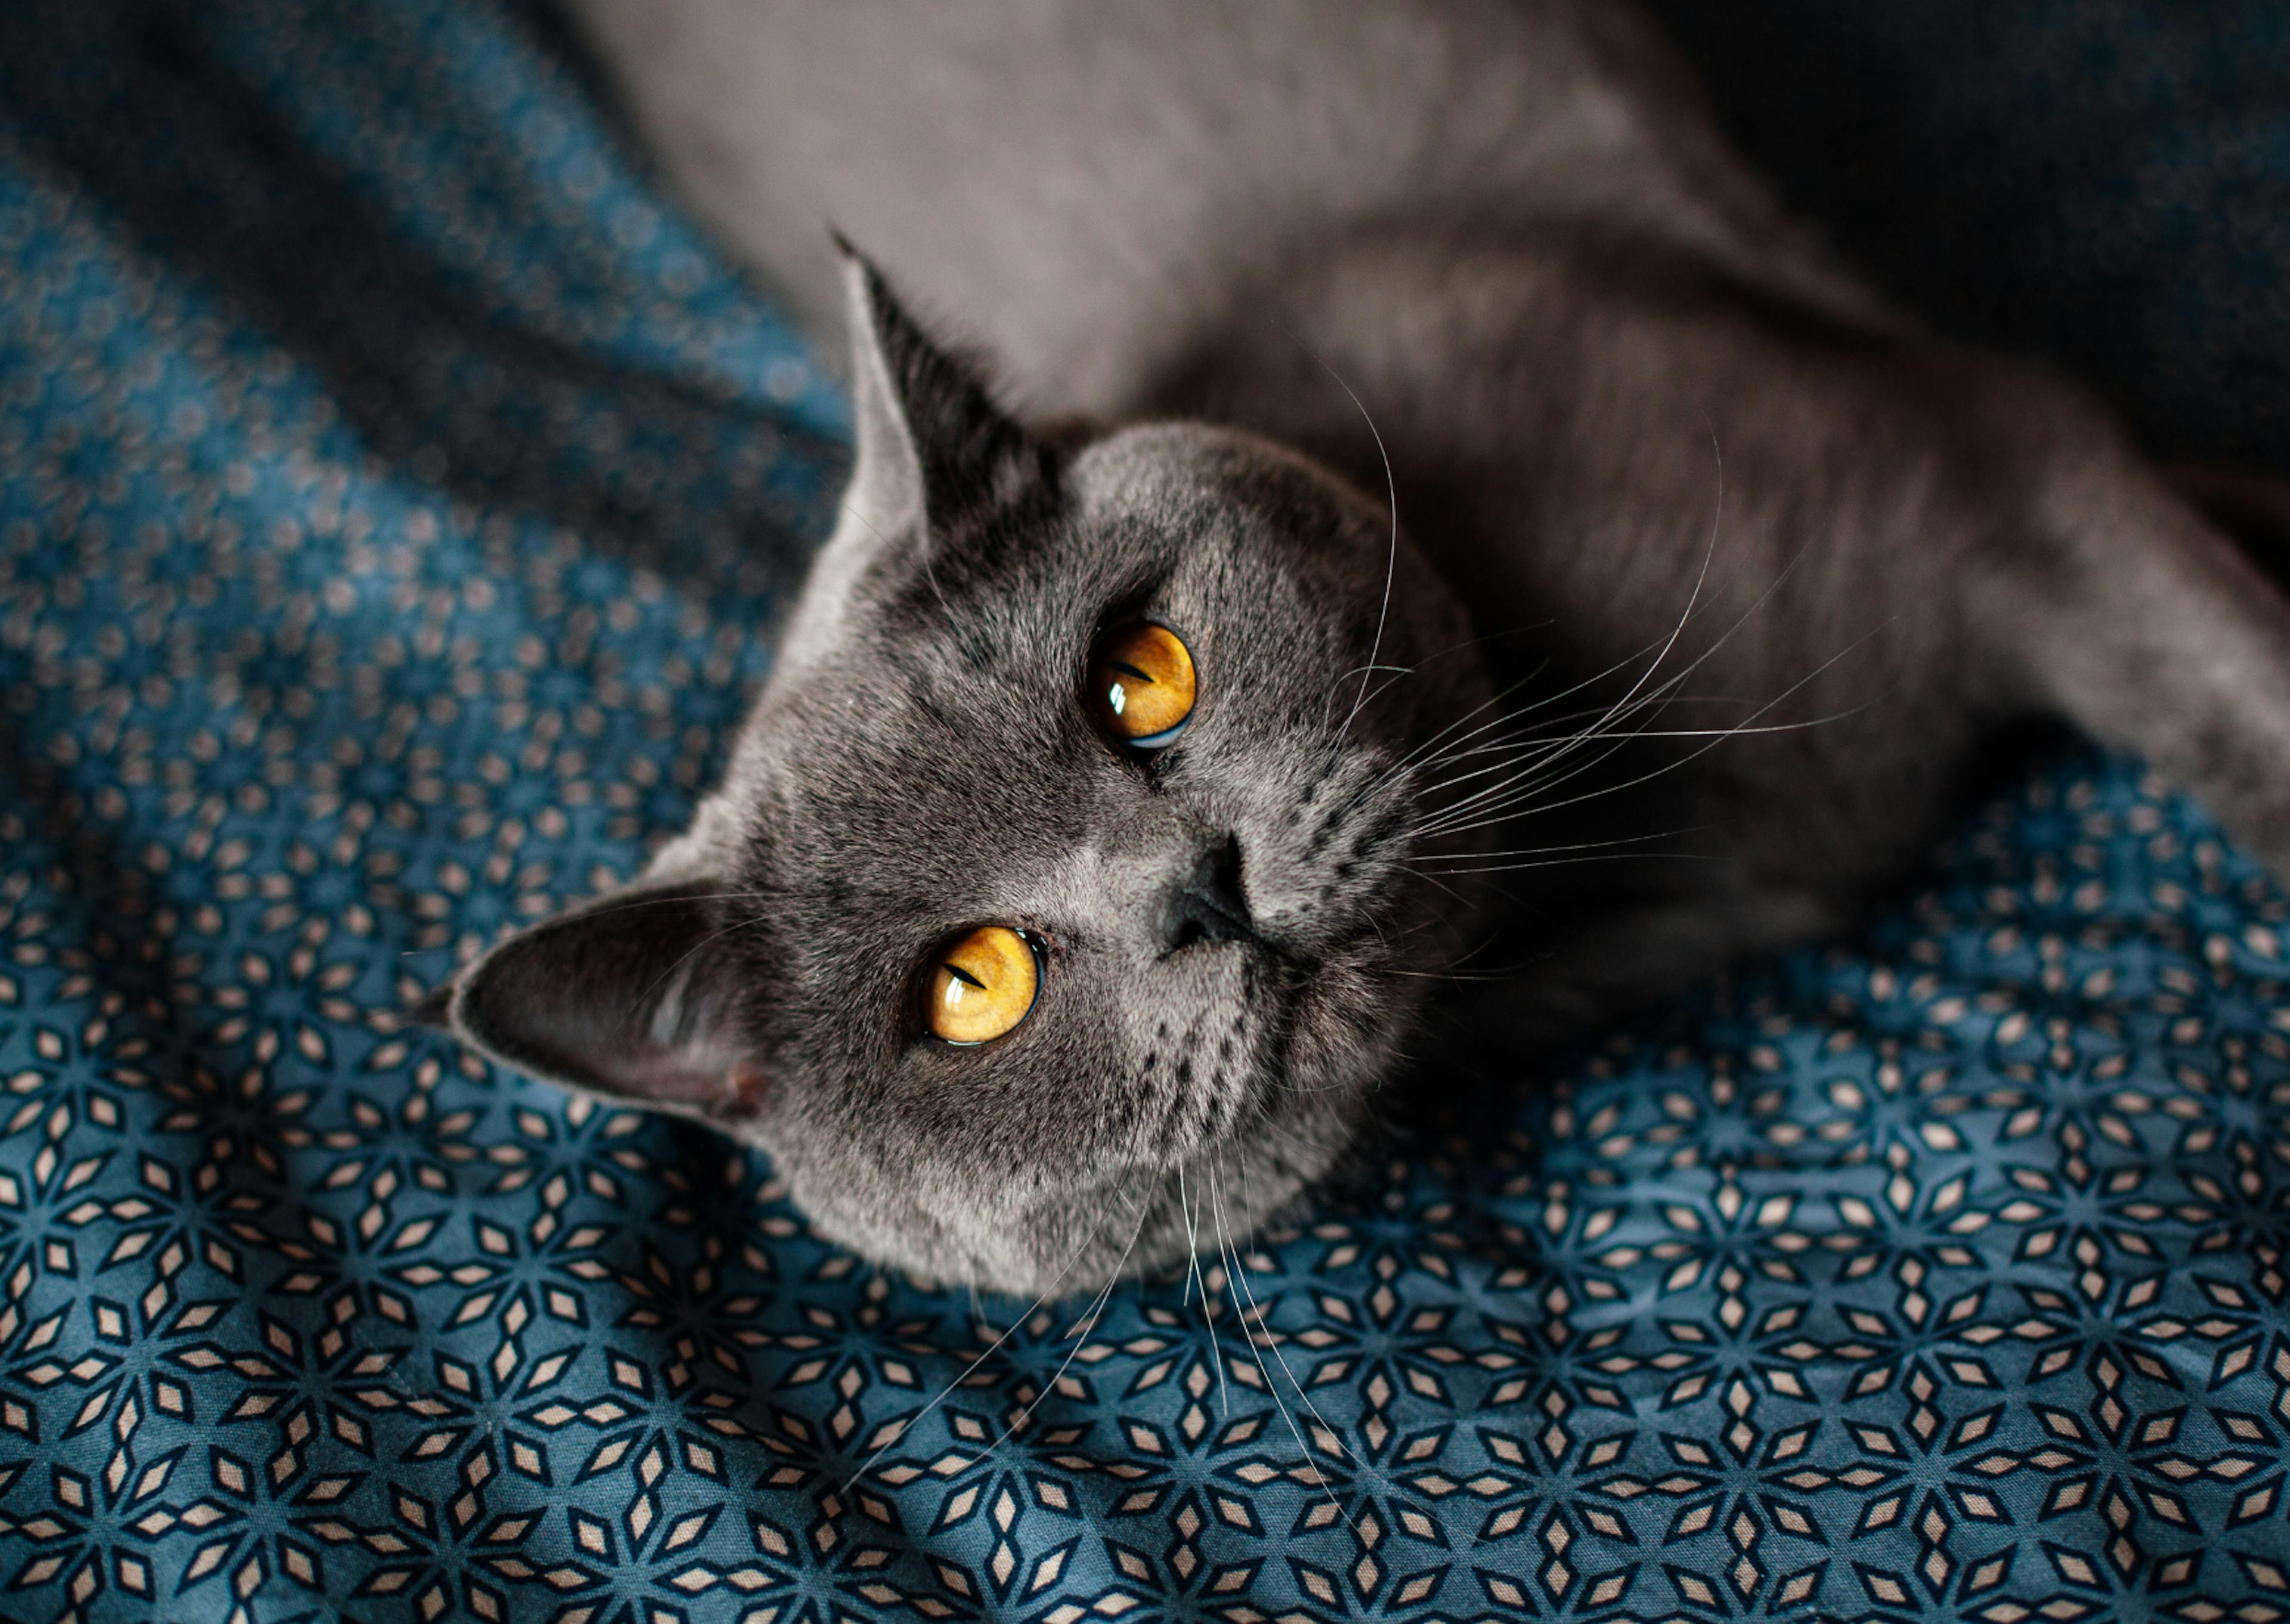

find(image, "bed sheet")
[2,2,2287,1618]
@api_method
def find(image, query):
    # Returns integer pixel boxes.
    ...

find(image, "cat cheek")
[1286,960,1403,1088]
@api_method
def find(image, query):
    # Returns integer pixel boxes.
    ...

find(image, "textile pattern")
[2,1,2288,1619]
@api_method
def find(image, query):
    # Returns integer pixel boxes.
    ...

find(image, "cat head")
[438,251,1491,1294]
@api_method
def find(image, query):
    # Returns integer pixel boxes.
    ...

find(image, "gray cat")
[432,0,2290,1296]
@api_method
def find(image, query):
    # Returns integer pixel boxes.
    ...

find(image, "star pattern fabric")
[2,2,2289,1620]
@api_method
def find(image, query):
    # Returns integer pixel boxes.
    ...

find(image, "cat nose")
[1158,834,1254,952]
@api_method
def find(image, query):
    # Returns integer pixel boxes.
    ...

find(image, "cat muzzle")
[1158,833,1256,952]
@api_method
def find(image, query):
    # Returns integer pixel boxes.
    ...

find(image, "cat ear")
[836,238,1053,540]
[440,882,768,1121]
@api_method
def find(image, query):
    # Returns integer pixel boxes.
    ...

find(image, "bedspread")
[2,1,2287,1619]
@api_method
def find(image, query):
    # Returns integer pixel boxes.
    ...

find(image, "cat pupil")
[1092,624,1197,745]
[924,925,1039,1045]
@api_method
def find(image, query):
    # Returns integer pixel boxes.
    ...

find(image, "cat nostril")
[1159,834,1254,952]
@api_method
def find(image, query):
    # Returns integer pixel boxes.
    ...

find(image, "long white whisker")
[1224,1165,1479,1556]
[1410,525,1855,845]
[1279,330,1401,746]
[1412,679,1769,838]
[1376,637,1691,802]
[840,1217,1103,1490]
[1400,540,1734,838]
[549,889,779,918]
[1178,1167,1201,1308]
[1415,849,1719,879]
[1364,629,1685,819]
[1415,698,1890,843]
[1178,1167,1231,1420]
[1367,661,1552,791]
[1488,426,1727,788]
[1210,1171,1358,1471]
[1323,618,1564,765]
[1461,625,1895,836]
[1373,431,1726,824]
[948,1200,1151,1471]
[1194,1169,1233,1420]
[1210,1167,1357,1535]
[1406,671,1693,840]
[1409,826,1710,867]
[1406,696,1774,791]
[630,911,776,1017]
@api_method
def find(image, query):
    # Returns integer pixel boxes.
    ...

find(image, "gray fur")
[440,0,2290,1293]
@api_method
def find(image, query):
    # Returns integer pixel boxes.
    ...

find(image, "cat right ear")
[435,881,770,1123]
[834,237,1055,542]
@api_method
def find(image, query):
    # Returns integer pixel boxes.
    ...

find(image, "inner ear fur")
[444,879,766,1119]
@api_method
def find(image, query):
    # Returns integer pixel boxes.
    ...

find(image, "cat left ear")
[437,882,769,1121]
[837,238,1055,541]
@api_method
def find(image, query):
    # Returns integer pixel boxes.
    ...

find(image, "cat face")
[440,255,1490,1293]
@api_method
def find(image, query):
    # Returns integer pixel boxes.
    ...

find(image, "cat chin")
[763,1030,1386,1298]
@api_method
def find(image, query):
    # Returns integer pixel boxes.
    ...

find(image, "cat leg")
[1991,442,2290,881]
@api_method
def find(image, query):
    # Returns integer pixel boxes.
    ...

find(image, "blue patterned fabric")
[2,2,2288,1620]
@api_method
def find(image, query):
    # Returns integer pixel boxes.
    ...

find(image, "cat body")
[438,0,2290,1292]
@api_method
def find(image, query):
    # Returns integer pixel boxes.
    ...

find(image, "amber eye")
[925,925,1041,1045]
[1093,622,1197,748]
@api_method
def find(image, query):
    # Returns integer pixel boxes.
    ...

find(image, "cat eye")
[924,924,1041,1045]
[1093,622,1197,748]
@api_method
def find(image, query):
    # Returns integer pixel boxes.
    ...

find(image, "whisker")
[1279,328,1401,746]
[840,492,952,621]
[630,910,776,1018]
[1224,1164,1478,1556]
[1409,826,1710,867]
[946,1198,1151,1473]
[1323,619,1565,758]
[1455,624,1896,838]
[1182,1167,1234,1419]
[1407,695,1769,787]
[1416,698,1889,844]
[1178,1167,1232,1418]
[840,1216,1106,1490]
[1493,426,1728,783]
[411,889,784,973]
[1387,566,1735,828]
[1210,1166,1358,1535]
[1369,655,1621,798]
[546,888,779,917]
[1409,550,1859,845]
[1412,594,1728,837]
[1367,659,1552,789]
[1404,424,1743,836]
[1416,849,1719,879]
[1405,864,1479,913]
[1211,1172,1361,1470]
